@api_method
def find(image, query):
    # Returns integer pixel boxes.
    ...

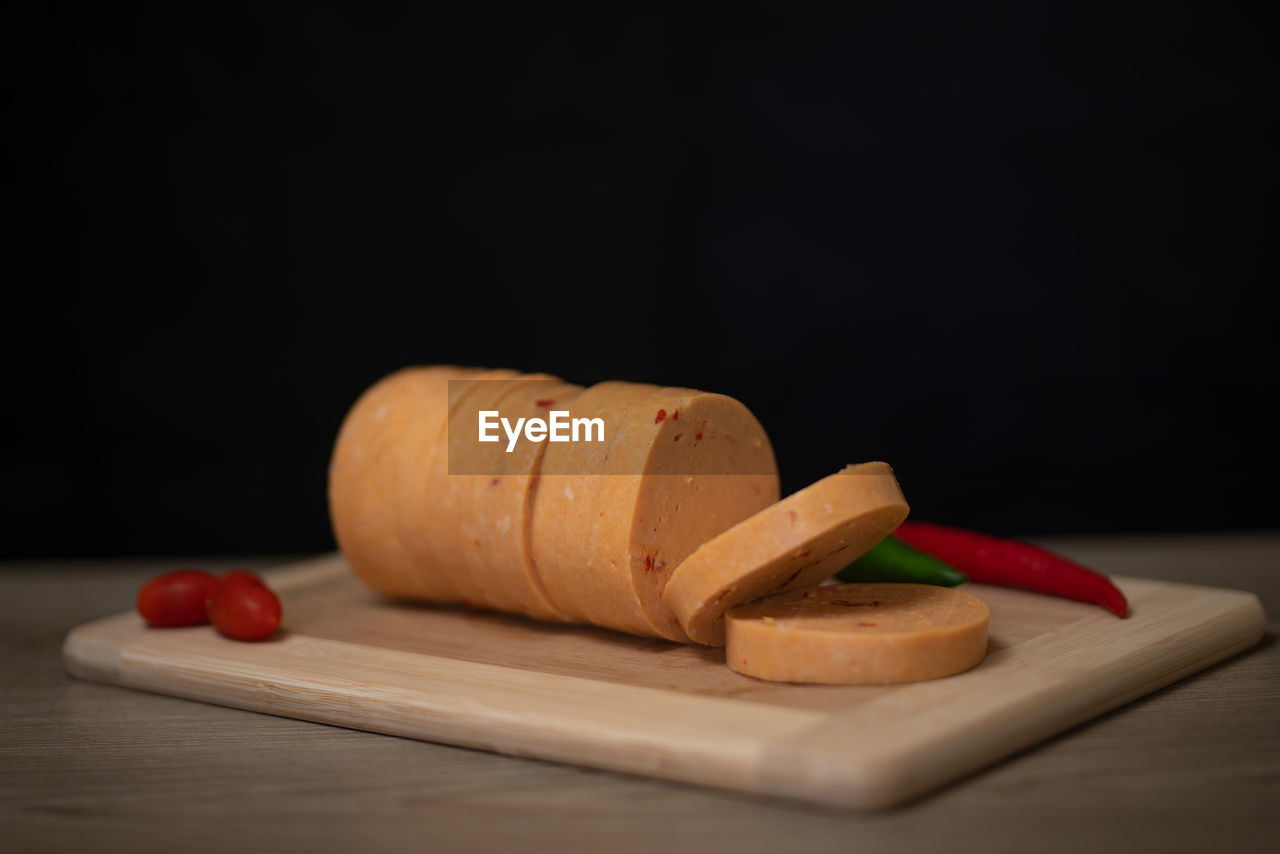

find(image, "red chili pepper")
[893,520,1128,617]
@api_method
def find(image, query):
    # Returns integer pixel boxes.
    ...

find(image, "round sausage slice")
[443,374,583,620]
[529,381,649,631]
[663,462,909,646]
[726,583,990,684]
[397,368,521,605]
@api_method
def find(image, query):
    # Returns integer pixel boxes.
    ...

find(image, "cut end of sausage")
[531,381,779,641]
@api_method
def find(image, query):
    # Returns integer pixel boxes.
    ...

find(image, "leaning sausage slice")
[725,583,990,684]
[663,462,909,646]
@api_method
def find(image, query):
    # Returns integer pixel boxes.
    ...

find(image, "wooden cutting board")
[62,554,1264,809]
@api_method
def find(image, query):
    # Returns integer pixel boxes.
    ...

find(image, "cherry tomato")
[136,569,218,627]
[208,579,283,641]
[204,571,269,618]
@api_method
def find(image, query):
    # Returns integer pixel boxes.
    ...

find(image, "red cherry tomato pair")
[136,569,282,640]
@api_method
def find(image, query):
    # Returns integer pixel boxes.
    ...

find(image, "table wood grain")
[3,534,1278,854]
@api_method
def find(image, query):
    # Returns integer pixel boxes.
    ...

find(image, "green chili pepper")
[836,535,968,587]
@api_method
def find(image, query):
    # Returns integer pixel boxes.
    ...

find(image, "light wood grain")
[59,554,1265,808]
[3,537,1278,854]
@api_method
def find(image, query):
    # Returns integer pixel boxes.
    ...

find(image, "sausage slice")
[725,583,989,684]
[329,365,478,600]
[444,374,582,619]
[663,462,909,645]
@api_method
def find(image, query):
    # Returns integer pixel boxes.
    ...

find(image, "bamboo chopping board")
[62,554,1264,809]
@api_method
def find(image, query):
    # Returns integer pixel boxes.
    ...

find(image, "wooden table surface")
[3,533,1277,854]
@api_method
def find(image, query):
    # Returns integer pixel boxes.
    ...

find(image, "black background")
[11,3,1276,558]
